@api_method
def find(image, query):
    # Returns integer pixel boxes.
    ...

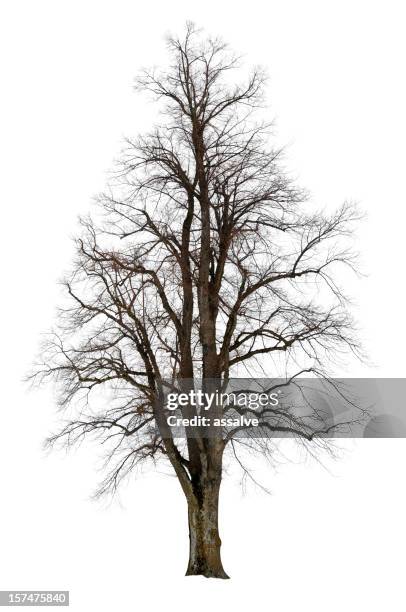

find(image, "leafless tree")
[30,23,362,578]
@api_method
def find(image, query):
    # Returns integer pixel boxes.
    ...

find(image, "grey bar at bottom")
[0,592,69,607]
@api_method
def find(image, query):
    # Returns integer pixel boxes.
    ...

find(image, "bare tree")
[31,23,361,578]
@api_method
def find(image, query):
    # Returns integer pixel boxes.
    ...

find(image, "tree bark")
[185,479,229,579]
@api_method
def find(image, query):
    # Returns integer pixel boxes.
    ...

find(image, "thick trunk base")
[185,484,229,579]
[186,565,229,579]
[186,563,229,579]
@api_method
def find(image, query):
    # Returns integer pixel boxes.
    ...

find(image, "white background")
[1,1,406,610]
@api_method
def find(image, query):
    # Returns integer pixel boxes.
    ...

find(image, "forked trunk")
[186,480,229,579]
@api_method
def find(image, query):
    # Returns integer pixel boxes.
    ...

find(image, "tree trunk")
[186,480,229,578]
